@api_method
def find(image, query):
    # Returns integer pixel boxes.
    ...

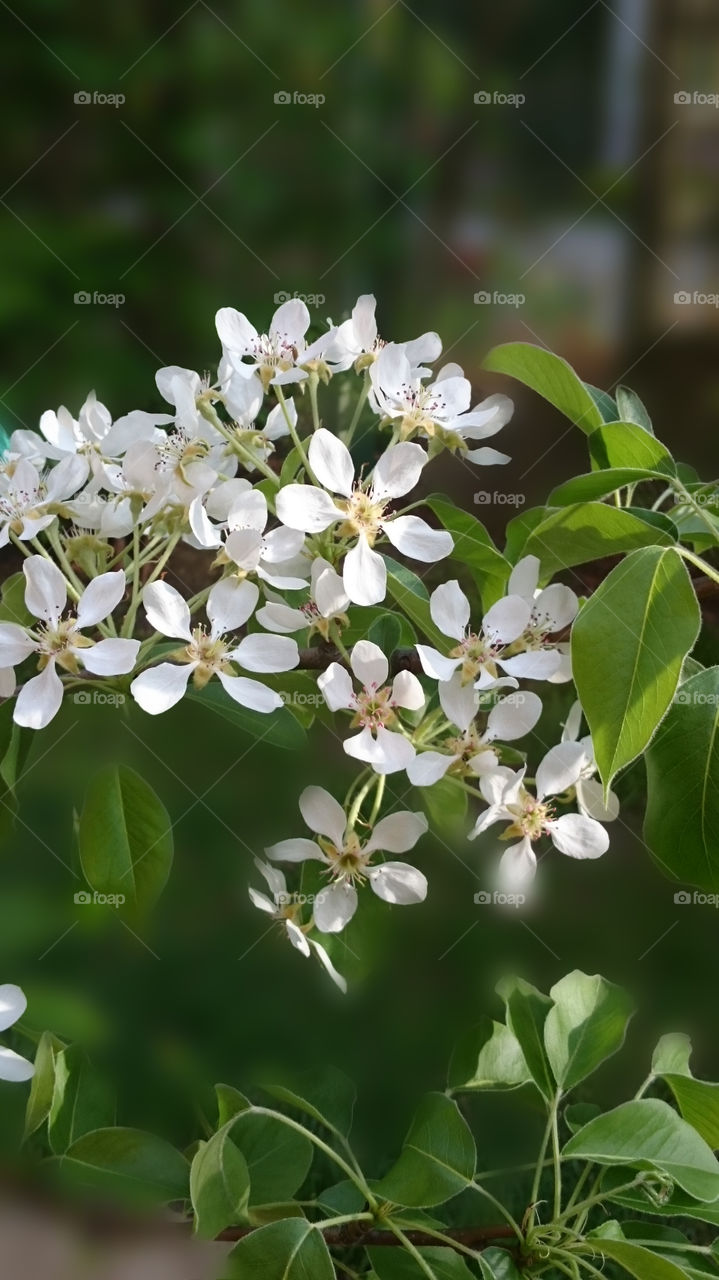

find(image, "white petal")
[130,662,194,714]
[382,515,453,563]
[77,570,126,629]
[249,887,277,915]
[562,700,583,743]
[299,785,346,849]
[371,442,426,500]
[368,862,427,905]
[227,488,268,533]
[188,497,222,549]
[317,663,355,712]
[0,668,16,697]
[406,751,455,786]
[485,691,542,742]
[483,595,531,646]
[479,767,518,807]
[23,557,66,623]
[271,297,310,344]
[439,674,477,731]
[142,581,192,641]
[275,485,340,533]
[308,428,355,497]
[416,645,459,683]
[576,778,620,823]
[81,638,140,676]
[215,307,257,354]
[508,556,540,599]
[499,650,562,681]
[253,856,287,900]
[0,1046,34,1082]
[207,578,258,636]
[266,837,326,863]
[286,920,311,955]
[225,528,263,573]
[312,560,349,618]
[232,634,299,674]
[391,669,424,711]
[468,803,507,839]
[310,940,347,993]
[0,984,26,1032]
[365,810,427,854]
[550,813,609,860]
[536,742,586,800]
[255,602,307,634]
[532,584,578,632]
[351,640,388,690]
[343,535,386,606]
[15,662,63,729]
[465,447,512,466]
[0,624,35,667]
[261,526,305,563]
[345,725,415,775]
[216,671,283,713]
[429,581,470,641]
[498,837,537,887]
[314,882,358,933]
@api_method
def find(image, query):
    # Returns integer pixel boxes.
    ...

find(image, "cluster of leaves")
[19,969,719,1279]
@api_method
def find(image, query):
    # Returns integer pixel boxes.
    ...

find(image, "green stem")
[308,371,321,432]
[348,775,378,829]
[531,1107,556,1207]
[677,545,719,587]
[470,1180,523,1241]
[385,1223,438,1279]
[343,370,371,446]
[672,478,719,543]
[247,1106,376,1210]
[275,386,318,483]
[556,1176,643,1225]
[368,774,386,826]
[551,1095,563,1217]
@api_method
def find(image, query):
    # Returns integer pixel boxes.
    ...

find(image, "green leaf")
[563,1098,719,1202]
[367,611,404,656]
[523,503,674,578]
[447,1017,532,1092]
[495,976,554,1100]
[48,1046,115,1155]
[418,775,467,835]
[615,385,654,434]
[0,572,33,626]
[229,1108,313,1205]
[225,1219,334,1279]
[186,682,305,750]
[652,1038,719,1148]
[503,506,547,563]
[565,1102,601,1134]
[23,1030,58,1141]
[591,1237,692,1279]
[644,667,719,891]
[571,547,700,790]
[584,383,618,424]
[216,1083,251,1128]
[423,495,510,607]
[478,1248,524,1279]
[549,467,670,507]
[263,1065,356,1139]
[603,1168,719,1227]
[483,343,603,433]
[59,1127,190,1203]
[368,1247,476,1278]
[374,1093,476,1207]
[190,1125,251,1239]
[588,422,671,471]
[78,765,173,910]
[544,971,633,1091]
[384,559,448,650]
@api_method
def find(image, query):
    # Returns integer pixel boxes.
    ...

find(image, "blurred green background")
[0,0,719,1188]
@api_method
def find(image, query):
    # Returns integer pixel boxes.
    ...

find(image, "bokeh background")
[1,0,719,1264]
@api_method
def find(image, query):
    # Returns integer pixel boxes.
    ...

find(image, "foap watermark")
[474,289,525,308]
[274,289,326,307]
[675,890,719,909]
[74,90,125,108]
[674,290,719,308]
[274,90,325,108]
[277,891,317,906]
[474,490,526,507]
[279,690,324,709]
[73,690,126,707]
[675,689,719,707]
[74,889,125,908]
[474,89,525,109]
[74,290,125,308]
[675,90,719,109]
[474,889,526,908]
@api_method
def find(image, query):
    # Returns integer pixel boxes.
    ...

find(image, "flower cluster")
[0,295,618,991]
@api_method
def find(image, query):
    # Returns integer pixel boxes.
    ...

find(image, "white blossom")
[0,984,34,1082]
[248,858,346,993]
[318,640,424,774]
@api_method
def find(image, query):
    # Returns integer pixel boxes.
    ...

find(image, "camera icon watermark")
[273,289,326,307]
[474,89,525,108]
[675,90,719,108]
[474,491,526,507]
[73,690,126,707]
[74,90,125,108]
[674,889,719,908]
[474,289,526,308]
[274,90,325,108]
[74,290,125,308]
[474,889,526,908]
[74,889,126,907]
